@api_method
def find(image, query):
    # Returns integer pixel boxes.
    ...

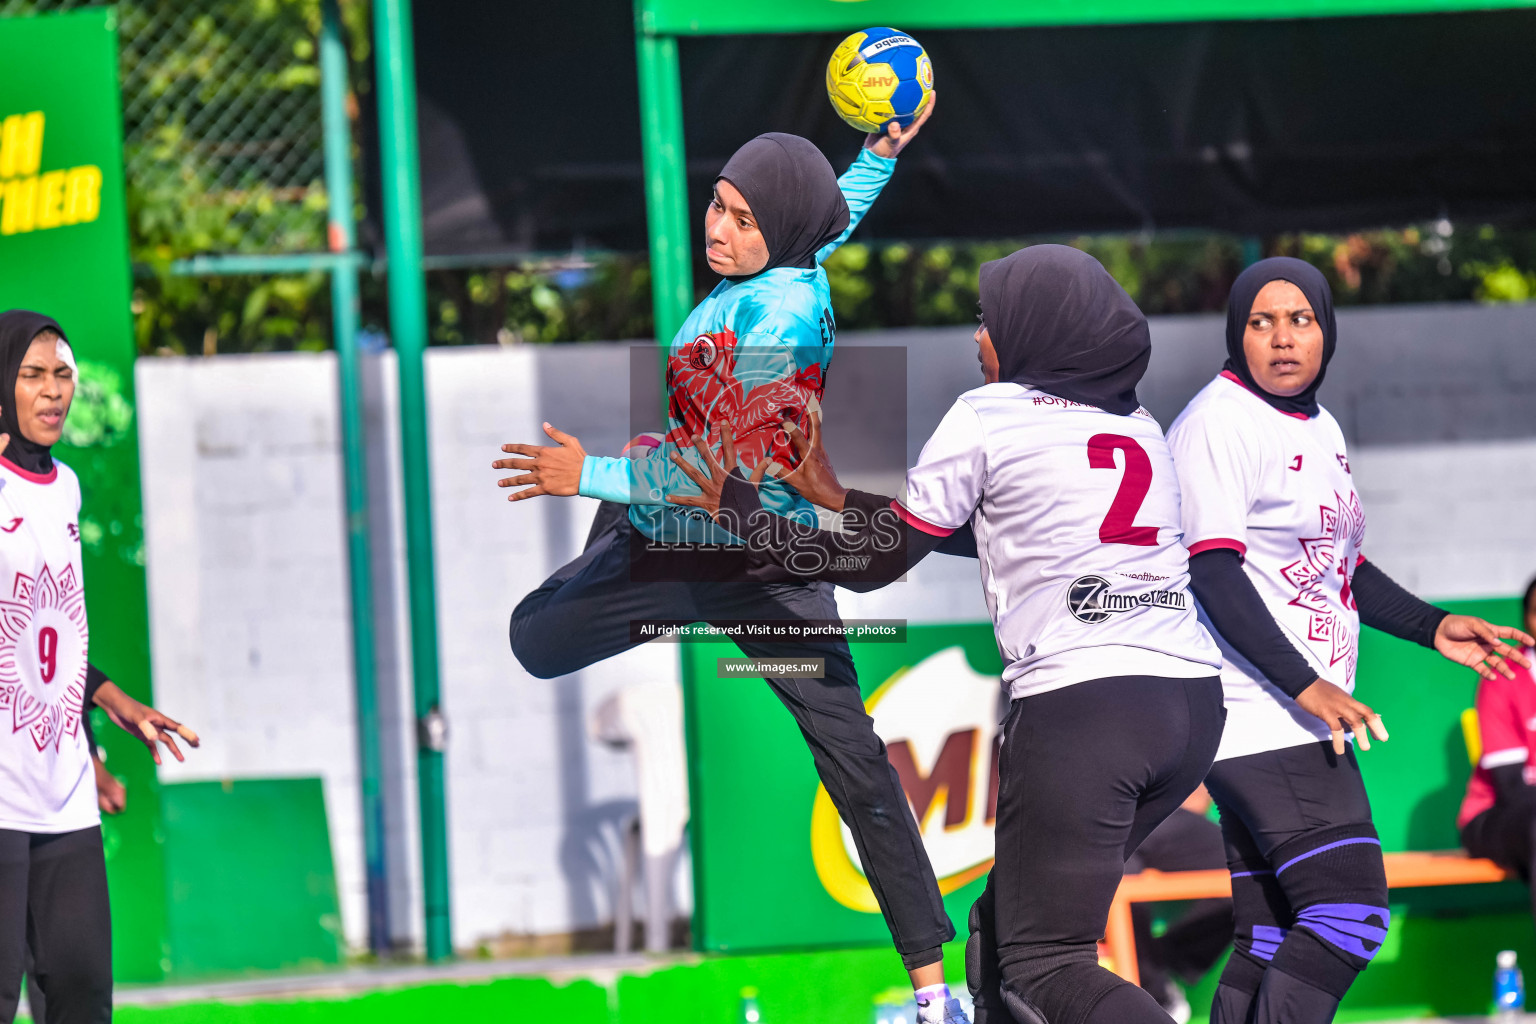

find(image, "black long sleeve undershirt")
[84,662,108,706]
[1352,559,1449,649]
[719,476,958,592]
[1188,548,1318,699]
[81,662,109,759]
[1188,549,1449,702]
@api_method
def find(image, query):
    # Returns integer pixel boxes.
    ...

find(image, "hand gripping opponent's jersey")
[1168,371,1366,760]
[893,382,1221,699]
[0,457,96,834]
[578,148,895,544]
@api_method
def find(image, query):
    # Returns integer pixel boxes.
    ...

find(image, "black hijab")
[0,310,68,475]
[1223,257,1336,418]
[977,244,1150,416]
[716,133,850,278]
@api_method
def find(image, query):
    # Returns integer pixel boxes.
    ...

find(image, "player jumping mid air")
[495,111,972,1023]
[1166,257,1534,1023]
[680,245,1226,1024]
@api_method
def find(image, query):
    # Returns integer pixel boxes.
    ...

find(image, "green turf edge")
[113,903,1536,1024]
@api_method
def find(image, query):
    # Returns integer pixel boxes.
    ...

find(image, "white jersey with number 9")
[892,382,1221,699]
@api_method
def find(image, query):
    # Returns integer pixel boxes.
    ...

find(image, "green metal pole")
[322,0,390,958]
[374,0,452,962]
[635,16,692,347]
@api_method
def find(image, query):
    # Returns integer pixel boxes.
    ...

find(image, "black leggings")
[509,504,954,967]
[0,827,112,1024]
[1126,808,1234,996]
[969,674,1224,1024]
[1462,794,1536,922]
[1205,741,1389,1024]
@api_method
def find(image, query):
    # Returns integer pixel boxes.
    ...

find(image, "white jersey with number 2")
[893,382,1221,700]
[1167,371,1365,761]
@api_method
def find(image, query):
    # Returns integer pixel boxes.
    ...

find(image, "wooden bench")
[1102,851,1512,985]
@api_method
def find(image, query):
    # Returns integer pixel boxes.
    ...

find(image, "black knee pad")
[999,943,1119,1024]
[1270,823,1391,997]
[1225,850,1293,982]
[966,888,1006,1023]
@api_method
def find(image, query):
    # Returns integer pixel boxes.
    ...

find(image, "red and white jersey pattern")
[1168,372,1365,760]
[1459,650,1536,829]
[0,456,96,833]
[896,382,1220,699]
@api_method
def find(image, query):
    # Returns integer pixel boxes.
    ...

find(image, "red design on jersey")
[1289,455,1303,471]
[66,524,78,541]
[0,564,87,753]
[1281,491,1366,685]
[665,329,825,472]
[0,519,19,533]
[1087,434,1159,546]
[1336,454,1351,473]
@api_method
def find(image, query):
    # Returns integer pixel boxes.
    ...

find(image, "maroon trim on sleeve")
[1187,537,1247,558]
[891,500,956,538]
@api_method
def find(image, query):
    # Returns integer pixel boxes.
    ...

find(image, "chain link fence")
[0,0,332,257]
[0,0,370,353]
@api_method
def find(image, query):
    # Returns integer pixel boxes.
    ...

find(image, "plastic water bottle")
[740,986,762,1024]
[1494,949,1525,1022]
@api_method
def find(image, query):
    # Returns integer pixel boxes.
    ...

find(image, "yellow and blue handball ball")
[826,27,934,135]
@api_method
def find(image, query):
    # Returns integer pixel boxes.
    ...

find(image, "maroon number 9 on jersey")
[37,625,58,683]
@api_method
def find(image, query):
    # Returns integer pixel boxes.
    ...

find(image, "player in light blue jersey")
[495,109,971,1024]
[506,125,910,544]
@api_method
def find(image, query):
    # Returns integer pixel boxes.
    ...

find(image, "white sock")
[915,983,950,1022]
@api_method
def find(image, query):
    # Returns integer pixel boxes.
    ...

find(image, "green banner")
[639,0,1536,35]
[684,623,1005,951]
[683,599,1524,953]
[0,9,165,982]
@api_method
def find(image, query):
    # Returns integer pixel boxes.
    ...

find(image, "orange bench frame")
[1102,851,1512,985]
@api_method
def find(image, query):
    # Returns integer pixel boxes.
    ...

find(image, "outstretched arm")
[1354,559,1534,679]
[816,97,936,264]
[665,422,950,592]
[498,334,804,507]
[495,422,588,501]
[668,399,981,590]
[495,421,701,506]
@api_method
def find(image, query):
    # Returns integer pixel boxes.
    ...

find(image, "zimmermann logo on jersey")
[1067,575,1188,624]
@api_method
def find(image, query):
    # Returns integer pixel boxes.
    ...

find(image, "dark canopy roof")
[402,1,1536,259]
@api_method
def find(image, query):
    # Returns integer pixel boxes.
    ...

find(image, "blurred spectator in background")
[1125,786,1234,1022]
[1459,577,1536,917]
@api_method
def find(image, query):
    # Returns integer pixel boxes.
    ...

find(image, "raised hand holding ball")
[826,28,934,136]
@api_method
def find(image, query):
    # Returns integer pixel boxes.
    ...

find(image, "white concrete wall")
[1352,438,1536,600]
[138,354,372,943]
[135,304,1536,952]
[140,350,676,951]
